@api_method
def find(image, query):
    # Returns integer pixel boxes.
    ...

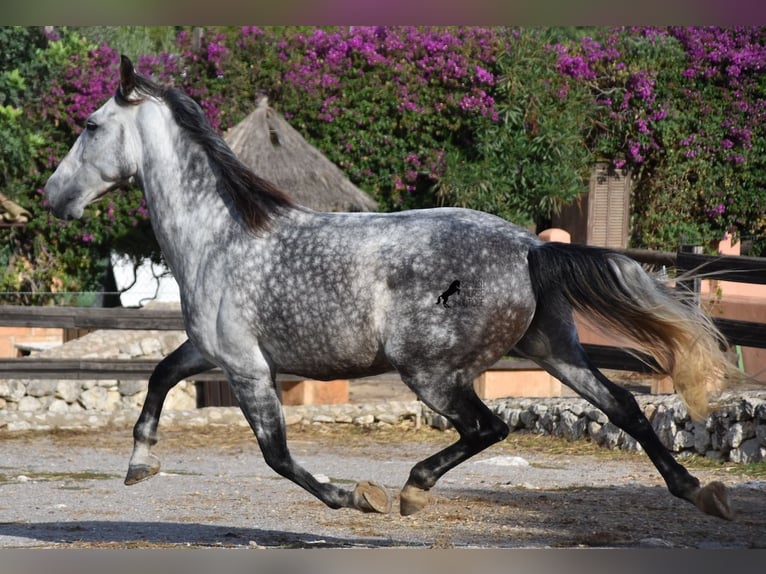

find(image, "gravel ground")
[1,420,765,549]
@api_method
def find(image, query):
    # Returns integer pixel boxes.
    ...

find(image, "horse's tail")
[527,241,732,420]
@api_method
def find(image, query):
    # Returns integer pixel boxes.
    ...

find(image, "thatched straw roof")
[0,192,31,226]
[224,97,377,212]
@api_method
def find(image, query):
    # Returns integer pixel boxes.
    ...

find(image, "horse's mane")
[115,71,295,233]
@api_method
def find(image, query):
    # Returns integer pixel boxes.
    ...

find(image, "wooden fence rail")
[0,246,765,384]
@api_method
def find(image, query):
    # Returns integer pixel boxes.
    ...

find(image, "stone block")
[26,380,57,397]
[48,399,70,413]
[673,430,695,451]
[756,424,766,446]
[0,380,26,402]
[279,379,349,406]
[119,380,146,397]
[18,396,42,411]
[139,338,163,357]
[79,386,108,410]
[726,421,755,449]
[729,438,765,463]
[692,421,712,454]
[56,380,81,403]
[558,410,587,441]
[352,414,375,425]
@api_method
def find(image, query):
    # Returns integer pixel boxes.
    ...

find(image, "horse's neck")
[138,119,233,289]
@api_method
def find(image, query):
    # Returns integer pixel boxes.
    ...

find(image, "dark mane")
[116,72,295,232]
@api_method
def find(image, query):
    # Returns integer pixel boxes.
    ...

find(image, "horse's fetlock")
[407,466,438,491]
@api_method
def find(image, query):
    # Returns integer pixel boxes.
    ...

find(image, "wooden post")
[676,244,703,305]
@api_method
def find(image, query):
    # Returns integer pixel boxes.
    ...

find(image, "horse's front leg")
[125,339,215,485]
[228,373,391,513]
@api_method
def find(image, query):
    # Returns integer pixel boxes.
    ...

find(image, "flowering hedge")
[553,27,766,250]
[3,26,766,304]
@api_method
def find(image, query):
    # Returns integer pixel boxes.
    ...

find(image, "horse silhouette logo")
[436,280,461,308]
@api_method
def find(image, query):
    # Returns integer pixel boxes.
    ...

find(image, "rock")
[743,397,765,419]
[594,422,622,449]
[119,341,144,357]
[7,420,32,431]
[376,413,400,425]
[139,338,163,357]
[505,408,523,429]
[558,410,586,441]
[48,399,70,413]
[587,420,602,439]
[530,404,548,417]
[729,438,765,464]
[642,403,657,422]
[726,422,755,450]
[56,380,81,403]
[539,412,557,433]
[311,414,335,424]
[353,414,375,425]
[17,396,42,412]
[692,421,712,454]
[756,424,766,447]
[565,401,586,417]
[652,408,676,450]
[26,380,58,397]
[673,430,695,451]
[519,410,537,430]
[671,400,689,423]
[79,386,108,410]
[586,408,608,424]
[284,413,303,425]
[119,380,146,397]
[728,400,749,422]
[0,380,26,402]
[620,434,642,452]
[430,413,453,431]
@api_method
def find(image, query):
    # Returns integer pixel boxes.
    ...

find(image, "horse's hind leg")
[125,339,215,485]
[514,303,732,520]
[398,371,509,515]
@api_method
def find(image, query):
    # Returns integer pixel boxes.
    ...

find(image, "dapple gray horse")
[45,56,733,519]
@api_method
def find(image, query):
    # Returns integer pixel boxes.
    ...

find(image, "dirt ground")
[1,415,765,549]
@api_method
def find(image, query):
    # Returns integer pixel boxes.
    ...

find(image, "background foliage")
[2,25,766,304]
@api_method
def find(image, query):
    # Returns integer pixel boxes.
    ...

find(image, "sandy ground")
[1,419,765,549]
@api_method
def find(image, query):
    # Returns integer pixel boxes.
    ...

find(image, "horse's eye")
[85,120,98,132]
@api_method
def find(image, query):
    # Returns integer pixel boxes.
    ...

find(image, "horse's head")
[45,56,144,220]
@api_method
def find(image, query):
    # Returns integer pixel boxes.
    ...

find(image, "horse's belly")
[269,341,390,380]
[261,321,389,380]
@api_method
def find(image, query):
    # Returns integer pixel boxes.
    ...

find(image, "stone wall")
[1,361,764,465]
[472,392,766,464]
[0,329,194,414]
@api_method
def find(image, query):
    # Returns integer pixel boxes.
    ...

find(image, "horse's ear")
[119,55,136,98]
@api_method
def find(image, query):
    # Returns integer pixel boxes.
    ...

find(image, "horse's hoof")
[693,481,733,520]
[399,484,430,516]
[124,456,160,486]
[353,481,392,514]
